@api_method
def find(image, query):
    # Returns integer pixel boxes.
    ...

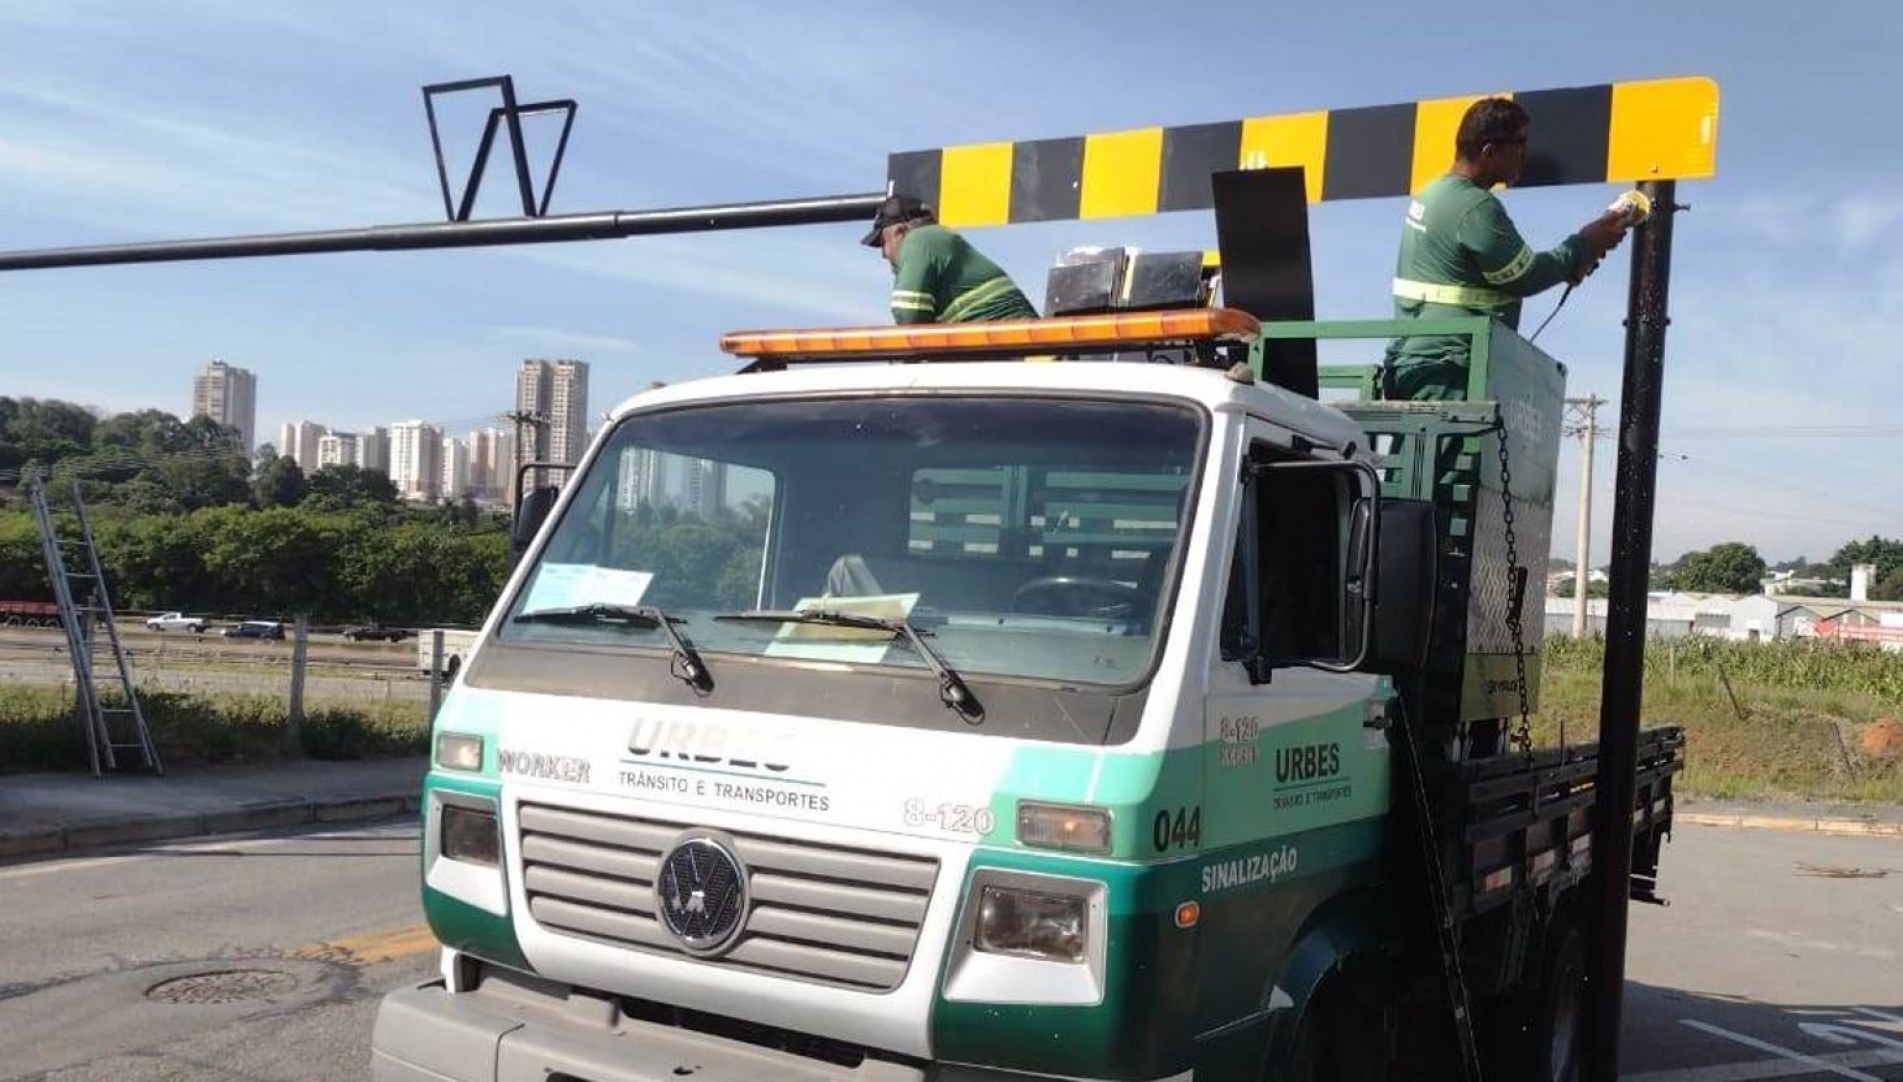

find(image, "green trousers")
[1381,357,1469,401]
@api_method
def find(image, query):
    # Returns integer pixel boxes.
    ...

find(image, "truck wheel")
[1526,922,1586,1082]
[1285,977,1384,1082]
[445,655,462,680]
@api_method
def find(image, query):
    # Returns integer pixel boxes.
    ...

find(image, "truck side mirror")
[1364,499,1438,674]
[512,486,559,561]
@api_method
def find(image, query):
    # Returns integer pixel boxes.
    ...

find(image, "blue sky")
[1,0,1899,564]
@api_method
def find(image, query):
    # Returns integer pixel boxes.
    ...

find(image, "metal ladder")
[27,478,163,776]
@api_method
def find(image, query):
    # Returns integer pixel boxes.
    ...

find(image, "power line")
[1658,451,1899,528]
[1672,427,1903,439]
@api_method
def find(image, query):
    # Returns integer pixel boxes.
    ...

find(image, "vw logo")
[654,835,748,956]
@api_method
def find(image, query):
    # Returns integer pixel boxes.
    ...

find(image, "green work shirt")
[889,225,1038,324]
[1383,174,1587,399]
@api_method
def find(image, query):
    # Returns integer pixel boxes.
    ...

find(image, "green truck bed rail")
[1251,318,1567,730]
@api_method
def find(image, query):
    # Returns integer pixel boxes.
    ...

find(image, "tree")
[305,464,399,508]
[1672,541,1767,594]
[148,448,253,511]
[1553,575,1609,599]
[0,397,97,468]
[0,513,49,598]
[1872,567,1903,603]
[1829,535,1903,583]
[252,454,308,508]
[94,409,197,457]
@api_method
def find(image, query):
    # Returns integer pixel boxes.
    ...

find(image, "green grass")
[0,684,426,772]
[1536,637,1903,803]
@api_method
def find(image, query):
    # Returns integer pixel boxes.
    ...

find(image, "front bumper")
[372,973,917,1082]
[371,972,1190,1082]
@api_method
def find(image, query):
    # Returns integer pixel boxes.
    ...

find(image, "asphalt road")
[0,626,430,702]
[0,821,1897,1080]
[1622,826,1903,1081]
[0,624,419,668]
[0,821,430,1081]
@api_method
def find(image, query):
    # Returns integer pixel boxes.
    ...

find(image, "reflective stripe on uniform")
[890,295,936,313]
[939,276,1018,322]
[1482,245,1534,285]
[1391,277,1510,308]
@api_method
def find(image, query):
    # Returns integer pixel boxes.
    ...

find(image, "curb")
[0,792,422,860]
[1677,811,1903,838]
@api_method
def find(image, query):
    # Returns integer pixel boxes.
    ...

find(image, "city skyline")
[282,417,517,504]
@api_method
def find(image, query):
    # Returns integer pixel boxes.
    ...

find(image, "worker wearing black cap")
[864,195,1038,324]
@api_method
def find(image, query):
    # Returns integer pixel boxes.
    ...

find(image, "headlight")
[441,805,500,867]
[975,886,1088,964]
[435,731,483,772]
[1016,802,1111,854]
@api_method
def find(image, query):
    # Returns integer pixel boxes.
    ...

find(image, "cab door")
[1190,419,1392,1064]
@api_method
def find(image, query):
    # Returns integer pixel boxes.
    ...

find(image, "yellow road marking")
[291,923,438,965]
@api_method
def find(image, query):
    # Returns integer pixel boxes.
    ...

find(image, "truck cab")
[374,308,1678,1082]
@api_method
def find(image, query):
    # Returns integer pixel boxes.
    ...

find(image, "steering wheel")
[1011,576,1145,620]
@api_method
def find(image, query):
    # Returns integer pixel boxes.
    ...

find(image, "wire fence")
[0,618,461,712]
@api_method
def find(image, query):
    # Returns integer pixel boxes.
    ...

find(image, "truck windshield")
[499,395,1202,690]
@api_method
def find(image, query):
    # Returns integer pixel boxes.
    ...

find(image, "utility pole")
[1587,180,1682,1082]
[502,408,549,508]
[1564,395,1605,638]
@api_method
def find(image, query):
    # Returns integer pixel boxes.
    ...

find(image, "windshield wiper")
[514,604,711,690]
[715,609,982,722]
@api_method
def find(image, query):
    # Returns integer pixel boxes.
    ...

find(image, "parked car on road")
[343,623,413,642]
[144,611,208,633]
[221,620,284,640]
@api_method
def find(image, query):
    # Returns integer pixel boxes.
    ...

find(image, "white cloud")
[489,326,638,354]
[517,233,889,322]
[0,79,421,234]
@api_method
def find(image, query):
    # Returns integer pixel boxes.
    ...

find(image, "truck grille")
[516,802,939,992]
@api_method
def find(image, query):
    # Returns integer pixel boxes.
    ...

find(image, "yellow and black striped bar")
[886,77,1718,229]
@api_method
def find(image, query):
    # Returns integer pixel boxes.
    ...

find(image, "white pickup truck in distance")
[144,611,207,633]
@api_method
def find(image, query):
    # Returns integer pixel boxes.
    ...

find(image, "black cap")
[861,194,931,246]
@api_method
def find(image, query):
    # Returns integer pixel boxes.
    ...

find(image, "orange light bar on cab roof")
[718,306,1261,360]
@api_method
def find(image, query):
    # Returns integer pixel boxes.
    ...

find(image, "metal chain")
[1496,426,1534,754]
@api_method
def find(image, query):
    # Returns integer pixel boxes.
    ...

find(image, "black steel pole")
[0,192,885,272]
[1583,179,1678,1082]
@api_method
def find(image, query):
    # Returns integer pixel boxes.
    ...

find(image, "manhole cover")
[145,968,299,1004]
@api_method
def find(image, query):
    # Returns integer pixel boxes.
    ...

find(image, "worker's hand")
[1579,210,1631,258]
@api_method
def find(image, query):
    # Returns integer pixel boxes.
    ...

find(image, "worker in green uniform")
[1383,97,1634,400]
[863,195,1038,324]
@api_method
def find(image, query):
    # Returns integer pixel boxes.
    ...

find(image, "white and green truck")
[372,309,1682,1082]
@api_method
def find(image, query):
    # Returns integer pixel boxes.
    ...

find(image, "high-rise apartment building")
[316,432,358,469]
[278,420,326,471]
[470,427,515,503]
[683,459,730,521]
[192,360,258,450]
[441,437,471,501]
[616,448,669,510]
[390,421,444,502]
[515,358,590,468]
[550,360,589,466]
[356,426,390,474]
